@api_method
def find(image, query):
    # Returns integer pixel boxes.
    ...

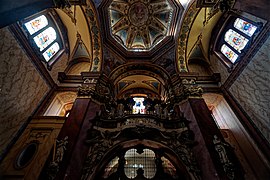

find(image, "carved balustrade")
[94,114,189,132]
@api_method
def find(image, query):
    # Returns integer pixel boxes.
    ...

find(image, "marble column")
[64,99,100,180]
[54,97,93,180]
[178,97,244,180]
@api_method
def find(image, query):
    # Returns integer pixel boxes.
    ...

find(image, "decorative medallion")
[108,0,173,51]
[129,2,149,26]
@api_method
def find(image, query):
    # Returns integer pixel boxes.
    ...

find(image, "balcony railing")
[94,114,189,131]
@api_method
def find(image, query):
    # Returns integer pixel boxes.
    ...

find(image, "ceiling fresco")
[154,47,176,76]
[117,75,161,96]
[108,0,173,51]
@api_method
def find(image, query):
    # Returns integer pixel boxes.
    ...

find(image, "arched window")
[213,14,264,69]
[24,15,48,35]
[224,29,249,53]
[220,44,239,63]
[219,17,259,64]
[21,11,67,69]
[233,18,258,37]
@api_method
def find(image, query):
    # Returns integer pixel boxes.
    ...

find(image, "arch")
[176,1,199,72]
[109,63,171,86]
[118,88,161,100]
[44,91,77,116]
[66,62,91,75]
[82,1,103,72]
[109,63,171,100]
[84,139,196,180]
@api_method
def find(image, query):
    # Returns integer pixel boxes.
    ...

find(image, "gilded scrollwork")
[78,85,95,96]
[160,130,200,179]
[29,131,50,141]
[84,4,102,72]
[168,79,203,104]
[81,130,120,180]
[53,0,71,9]
[77,81,113,105]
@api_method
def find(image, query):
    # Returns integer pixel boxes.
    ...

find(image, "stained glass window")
[221,44,238,63]
[33,27,57,51]
[218,16,261,64]
[133,97,146,114]
[42,42,60,61]
[234,18,257,37]
[224,29,249,53]
[24,15,48,35]
[22,12,65,67]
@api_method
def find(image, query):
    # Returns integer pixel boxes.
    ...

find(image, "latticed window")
[124,148,156,179]
[101,148,179,179]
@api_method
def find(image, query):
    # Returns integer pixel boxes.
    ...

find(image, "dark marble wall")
[229,36,270,145]
[209,54,230,84]
[0,28,50,156]
[48,52,69,85]
[234,0,270,21]
[179,99,220,180]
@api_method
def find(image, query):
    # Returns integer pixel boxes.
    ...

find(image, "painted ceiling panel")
[118,75,161,94]
[108,0,173,51]
[56,6,91,60]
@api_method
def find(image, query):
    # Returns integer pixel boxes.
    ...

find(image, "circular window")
[15,142,38,169]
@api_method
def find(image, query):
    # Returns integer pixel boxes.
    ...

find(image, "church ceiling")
[103,46,126,76]
[53,0,223,91]
[99,0,182,58]
[154,46,176,76]
[108,0,173,51]
[56,6,91,60]
[117,75,162,97]
[117,76,161,92]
